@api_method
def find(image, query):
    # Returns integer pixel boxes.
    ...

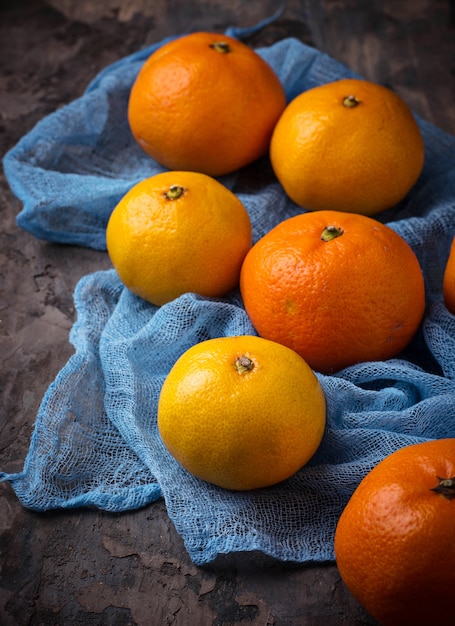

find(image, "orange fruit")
[106,171,252,306]
[334,438,455,626]
[157,335,326,491]
[270,78,425,215]
[128,32,286,176]
[239,210,425,374]
[443,235,455,314]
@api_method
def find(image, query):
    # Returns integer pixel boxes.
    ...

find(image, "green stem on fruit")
[210,41,231,54]
[165,185,186,200]
[234,355,254,374]
[321,225,344,242]
[431,476,455,500]
[343,94,361,108]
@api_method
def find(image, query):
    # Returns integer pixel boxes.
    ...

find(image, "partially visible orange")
[106,171,252,306]
[240,210,425,374]
[334,438,455,626]
[443,235,455,314]
[270,78,425,215]
[157,335,326,491]
[128,32,286,176]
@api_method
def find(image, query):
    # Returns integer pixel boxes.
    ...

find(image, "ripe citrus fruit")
[157,335,326,491]
[128,32,286,176]
[240,210,425,374]
[334,438,455,626]
[443,235,455,314]
[270,78,425,215]
[106,171,252,306]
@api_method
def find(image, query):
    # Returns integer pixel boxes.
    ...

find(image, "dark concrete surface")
[1,1,454,624]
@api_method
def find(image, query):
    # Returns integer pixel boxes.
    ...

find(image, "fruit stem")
[343,94,361,108]
[321,225,344,242]
[431,476,455,500]
[165,185,186,200]
[210,41,231,54]
[234,355,254,374]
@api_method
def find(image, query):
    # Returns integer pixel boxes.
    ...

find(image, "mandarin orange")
[158,335,326,491]
[270,78,424,215]
[106,171,252,306]
[334,438,455,626]
[443,235,455,314]
[128,32,286,176]
[240,210,425,373]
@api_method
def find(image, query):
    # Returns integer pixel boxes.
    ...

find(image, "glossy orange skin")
[128,32,286,176]
[443,235,455,314]
[240,210,425,374]
[106,171,252,306]
[334,439,455,626]
[157,335,326,491]
[270,78,425,215]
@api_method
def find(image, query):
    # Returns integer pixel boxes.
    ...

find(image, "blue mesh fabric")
[2,29,455,565]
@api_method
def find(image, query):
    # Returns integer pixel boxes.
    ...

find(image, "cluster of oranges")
[105,32,455,625]
[108,31,435,375]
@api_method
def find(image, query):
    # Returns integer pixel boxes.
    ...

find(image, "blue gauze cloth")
[2,25,455,565]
